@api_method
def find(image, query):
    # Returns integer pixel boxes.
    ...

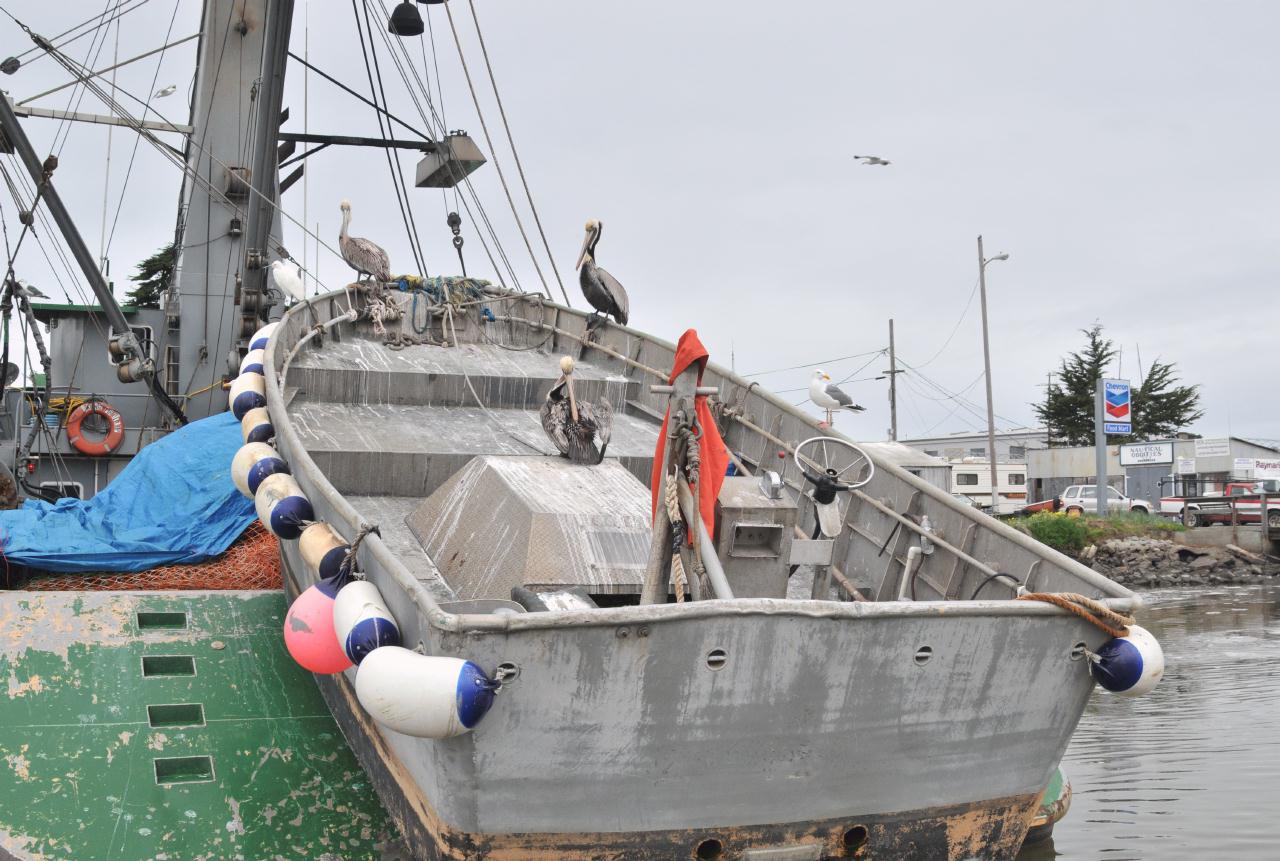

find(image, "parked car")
[1159,480,1280,527]
[1058,484,1153,515]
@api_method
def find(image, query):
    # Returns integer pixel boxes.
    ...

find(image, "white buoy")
[241,406,274,444]
[228,374,267,420]
[249,321,279,351]
[255,473,314,540]
[1090,624,1165,696]
[231,442,289,498]
[354,646,499,739]
[300,522,351,581]
[239,348,266,376]
[333,580,401,664]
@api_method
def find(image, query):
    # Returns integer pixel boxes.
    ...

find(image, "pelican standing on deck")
[576,219,629,326]
[339,199,392,284]
[540,356,613,465]
[809,369,866,426]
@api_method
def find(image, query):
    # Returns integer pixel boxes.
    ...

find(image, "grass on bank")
[1009,511,1185,557]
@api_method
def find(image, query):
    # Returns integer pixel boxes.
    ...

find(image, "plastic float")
[333,579,402,664]
[240,406,275,444]
[1089,624,1165,696]
[231,441,289,497]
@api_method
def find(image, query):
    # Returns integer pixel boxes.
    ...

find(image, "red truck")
[1159,479,1280,528]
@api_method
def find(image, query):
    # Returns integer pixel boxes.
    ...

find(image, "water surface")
[1018,584,1280,860]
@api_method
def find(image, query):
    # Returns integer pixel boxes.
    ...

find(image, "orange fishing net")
[22,522,281,591]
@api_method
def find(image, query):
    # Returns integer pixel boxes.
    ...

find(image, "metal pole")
[1095,378,1108,519]
[888,318,898,441]
[977,236,999,513]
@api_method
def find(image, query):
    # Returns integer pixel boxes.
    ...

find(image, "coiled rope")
[1018,592,1134,639]
[664,476,687,603]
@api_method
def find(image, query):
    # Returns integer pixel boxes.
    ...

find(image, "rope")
[1018,592,1134,639]
[464,0,571,308]
[339,522,381,581]
[442,0,554,298]
[664,475,687,603]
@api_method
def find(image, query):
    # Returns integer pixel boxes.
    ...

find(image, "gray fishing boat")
[257,276,1155,860]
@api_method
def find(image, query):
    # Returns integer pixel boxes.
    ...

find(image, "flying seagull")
[153,84,176,99]
[269,260,306,304]
[540,356,613,465]
[575,219,629,326]
[853,155,891,166]
[810,370,865,423]
[338,199,392,284]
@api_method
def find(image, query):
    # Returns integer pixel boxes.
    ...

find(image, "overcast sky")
[1,0,1276,441]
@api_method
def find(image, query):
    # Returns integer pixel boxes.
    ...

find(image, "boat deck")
[0,591,399,861]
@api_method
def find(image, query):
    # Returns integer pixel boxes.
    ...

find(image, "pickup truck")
[1058,485,1153,515]
[1160,480,1280,528]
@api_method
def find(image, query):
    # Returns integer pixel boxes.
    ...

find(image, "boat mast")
[170,0,293,420]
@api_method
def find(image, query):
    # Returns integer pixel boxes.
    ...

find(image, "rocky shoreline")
[1082,536,1277,588]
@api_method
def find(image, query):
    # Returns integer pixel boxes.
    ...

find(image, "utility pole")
[977,236,1008,513]
[1094,378,1108,520]
[887,319,898,441]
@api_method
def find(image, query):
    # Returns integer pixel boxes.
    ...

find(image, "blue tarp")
[0,412,257,573]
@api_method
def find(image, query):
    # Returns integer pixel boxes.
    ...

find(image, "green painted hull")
[0,591,396,861]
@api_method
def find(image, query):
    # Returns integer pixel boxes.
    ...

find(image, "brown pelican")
[539,356,613,465]
[339,199,392,283]
[575,219,629,326]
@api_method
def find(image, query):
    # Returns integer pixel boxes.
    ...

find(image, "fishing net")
[20,522,281,591]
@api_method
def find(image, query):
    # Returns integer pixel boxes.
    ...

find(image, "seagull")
[153,85,177,99]
[575,219,629,327]
[809,369,865,424]
[269,260,306,304]
[853,155,891,166]
[338,199,392,284]
[540,356,613,465]
[17,280,47,299]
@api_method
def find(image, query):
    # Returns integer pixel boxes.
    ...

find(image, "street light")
[978,236,1008,513]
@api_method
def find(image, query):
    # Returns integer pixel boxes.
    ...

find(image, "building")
[1027,437,1280,506]
[900,428,1048,464]
[860,442,951,492]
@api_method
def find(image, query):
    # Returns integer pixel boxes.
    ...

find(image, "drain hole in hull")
[695,838,723,860]
[843,824,869,851]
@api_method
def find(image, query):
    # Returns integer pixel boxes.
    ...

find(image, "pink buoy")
[283,580,353,674]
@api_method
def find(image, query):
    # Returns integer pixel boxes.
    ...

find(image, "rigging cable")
[464,0,570,307]
[441,0,553,300]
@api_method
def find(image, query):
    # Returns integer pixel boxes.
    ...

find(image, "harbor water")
[1018,583,1280,860]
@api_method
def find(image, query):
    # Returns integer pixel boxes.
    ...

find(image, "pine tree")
[124,242,175,309]
[1033,324,1202,446]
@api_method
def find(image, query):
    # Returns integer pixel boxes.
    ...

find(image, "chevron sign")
[1103,379,1132,434]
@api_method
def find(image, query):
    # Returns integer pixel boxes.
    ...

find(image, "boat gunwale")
[263,288,1138,636]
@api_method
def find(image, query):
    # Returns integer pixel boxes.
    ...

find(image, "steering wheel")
[792,437,875,538]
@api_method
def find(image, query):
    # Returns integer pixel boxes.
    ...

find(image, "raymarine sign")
[1103,379,1132,435]
[1120,442,1173,466]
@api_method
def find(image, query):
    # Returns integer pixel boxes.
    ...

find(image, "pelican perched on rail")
[575,219,629,326]
[339,199,392,284]
[540,356,613,465]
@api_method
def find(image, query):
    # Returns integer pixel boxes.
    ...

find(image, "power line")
[742,348,886,379]
[911,275,980,369]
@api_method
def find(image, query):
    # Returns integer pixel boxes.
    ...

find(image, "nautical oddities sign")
[1102,378,1132,435]
[1120,442,1173,466]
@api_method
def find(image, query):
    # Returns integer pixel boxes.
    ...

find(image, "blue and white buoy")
[333,580,402,664]
[228,374,267,420]
[239,348,266,376]
[354,646,499,738]
[299,522,352,580]
[254,473,314,540]
[240,407,274,444]
[231,442,289,498]
[249,322,279,351]
[1090,624,1165,697]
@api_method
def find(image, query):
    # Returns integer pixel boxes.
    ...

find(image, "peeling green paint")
[0,592,396,860]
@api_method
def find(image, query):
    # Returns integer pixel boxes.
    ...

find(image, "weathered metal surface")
[0,591,395,860]
[261,291,1140,861]
[407,456,651,600]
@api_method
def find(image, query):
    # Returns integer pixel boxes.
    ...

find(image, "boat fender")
[355,646,499,739]
[65,400,125,456]
[241,406,275,444]
[231,442,289,498]
[228,373,267,420]
[284,575,353,674]
[300,522,352,580]
[249,321,279,352]
[254,473,314,540]
[239,348,266,376]
[333,580,401,664]
[1090,624,1164,696]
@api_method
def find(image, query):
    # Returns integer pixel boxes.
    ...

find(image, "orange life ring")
[66,400,125,456]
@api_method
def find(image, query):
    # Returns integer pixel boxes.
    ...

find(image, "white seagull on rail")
[853,154,891,166]
[809,369,865,414]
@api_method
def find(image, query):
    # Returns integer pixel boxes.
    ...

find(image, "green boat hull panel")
[0,591,396,860]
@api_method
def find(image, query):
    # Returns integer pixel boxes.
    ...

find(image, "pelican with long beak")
[540,356,614,465]
[575,219,630,326]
